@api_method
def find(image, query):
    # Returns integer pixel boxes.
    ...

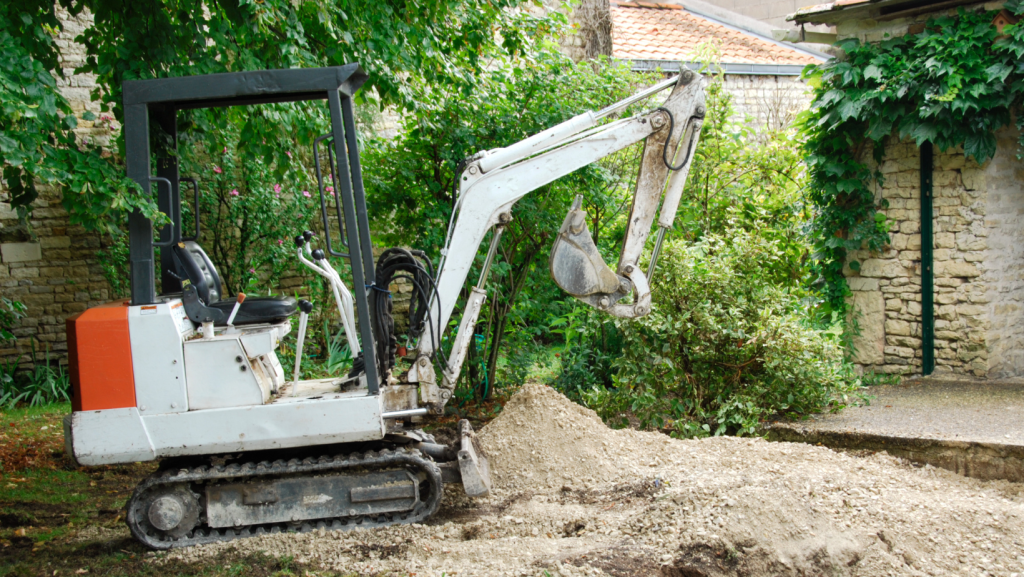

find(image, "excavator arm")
[407,69,707,408]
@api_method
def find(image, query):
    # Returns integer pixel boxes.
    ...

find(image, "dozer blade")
[550,195,622,298]
[457,419,491,497]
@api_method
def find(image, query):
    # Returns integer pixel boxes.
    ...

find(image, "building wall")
[982,127,1024,378]
[845,128,1024,378]
[697,0,811,29]
[720,73,811,130]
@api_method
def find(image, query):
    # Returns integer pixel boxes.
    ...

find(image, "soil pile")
[164,384,1024,576]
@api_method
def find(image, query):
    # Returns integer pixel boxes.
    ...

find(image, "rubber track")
[126,448,443,550]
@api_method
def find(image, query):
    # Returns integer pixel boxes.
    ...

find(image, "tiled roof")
[611,0,822,66]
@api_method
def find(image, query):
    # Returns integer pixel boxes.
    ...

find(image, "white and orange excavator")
[63,63,706,548]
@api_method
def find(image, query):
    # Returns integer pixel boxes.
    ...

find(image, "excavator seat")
[171,241,297,326]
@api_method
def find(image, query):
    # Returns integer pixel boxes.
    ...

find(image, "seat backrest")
[171,241,224,304]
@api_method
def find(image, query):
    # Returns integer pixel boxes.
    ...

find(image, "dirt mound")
[478,382,662,492]
[167,384,1024,576]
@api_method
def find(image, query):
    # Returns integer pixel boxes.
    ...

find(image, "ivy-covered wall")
[806,0,1024,379]
[0,7,111,370]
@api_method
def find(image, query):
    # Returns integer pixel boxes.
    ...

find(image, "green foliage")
[0,1,160,234]
[800,5,1024,317]
[588,232,861,438]
[3,0,546,236]
[679,55,810,285]
[1,298,27,343]
[322,320,353,376]
[96,232,130,299]
[363,49,654,396]
[1,344,71,409]
[549,302,620,402]
[178,109,326,296]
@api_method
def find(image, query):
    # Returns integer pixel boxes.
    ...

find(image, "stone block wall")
[720,74,811,131]
[981,128,1024,377]
[845,127,1024,378]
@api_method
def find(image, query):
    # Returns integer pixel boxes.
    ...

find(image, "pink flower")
[277,239,283,245]
[302,190,311,198]
[325,186,334,193]
[223,147,227,154]
[275,193,280,198]
[230,189,239,196]
[273,184,282,193]
[249,268,255,274]
[285,151,292,158]
[213,166,222,174]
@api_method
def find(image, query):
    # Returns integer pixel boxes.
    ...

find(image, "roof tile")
[611,0,821,65]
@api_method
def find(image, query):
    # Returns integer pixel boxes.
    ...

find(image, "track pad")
[550,195,621,297]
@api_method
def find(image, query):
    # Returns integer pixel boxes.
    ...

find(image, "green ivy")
[0,1,159,233]
[800,4,1024,318]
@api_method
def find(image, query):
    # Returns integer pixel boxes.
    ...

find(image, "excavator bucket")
[550,195,622,298]
[457,420,491,497]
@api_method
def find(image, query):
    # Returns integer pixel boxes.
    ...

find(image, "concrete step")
[764,378,1024,483]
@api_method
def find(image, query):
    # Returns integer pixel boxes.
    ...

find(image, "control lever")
[226,292,246,326]
[292,299,314,395]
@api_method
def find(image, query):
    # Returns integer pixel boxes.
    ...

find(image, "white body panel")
[66,408,156,465]
[184,337,269,410]
[67,392,385,465]
[129,301,191,414]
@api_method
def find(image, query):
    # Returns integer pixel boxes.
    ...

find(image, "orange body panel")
[67,300,136,412]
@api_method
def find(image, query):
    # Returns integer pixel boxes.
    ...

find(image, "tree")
[2,0,545,234]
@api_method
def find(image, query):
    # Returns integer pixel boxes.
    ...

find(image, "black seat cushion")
[209,296,298,326]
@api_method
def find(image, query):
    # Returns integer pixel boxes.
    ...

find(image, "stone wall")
[981,128,1024,377]
[720,73,811,131]
[845,128,1024,378]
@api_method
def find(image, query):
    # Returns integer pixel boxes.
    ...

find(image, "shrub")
[549,302,622,402]
[1,344,71,409]
[587,231,861,438]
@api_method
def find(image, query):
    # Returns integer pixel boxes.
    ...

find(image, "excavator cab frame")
[121,64,381,391]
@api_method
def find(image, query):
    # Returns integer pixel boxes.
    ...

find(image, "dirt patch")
[163,384,1024,576]
[0,419,66,472]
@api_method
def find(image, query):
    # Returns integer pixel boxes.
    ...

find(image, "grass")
[0,404,367,577]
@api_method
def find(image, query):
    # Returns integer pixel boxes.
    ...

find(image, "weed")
[4,343,71,409]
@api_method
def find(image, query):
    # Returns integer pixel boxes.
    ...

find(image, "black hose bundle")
[368,248,442,380]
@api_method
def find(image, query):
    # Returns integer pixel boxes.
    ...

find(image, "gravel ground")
[165,384,1024,576]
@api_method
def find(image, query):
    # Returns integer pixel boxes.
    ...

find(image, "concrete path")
[766,378,1024,482]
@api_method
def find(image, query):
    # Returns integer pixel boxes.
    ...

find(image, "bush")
[549,302,622,402]
[0,344,71,409]
[587,231,861,438]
